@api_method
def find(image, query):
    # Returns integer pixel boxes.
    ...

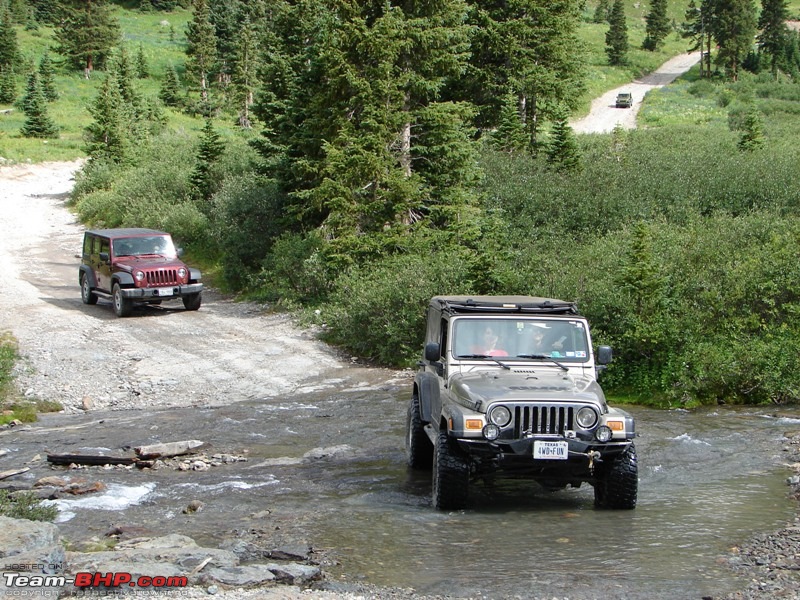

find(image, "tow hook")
[569,450,603,473]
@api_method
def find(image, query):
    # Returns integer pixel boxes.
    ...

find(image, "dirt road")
[0,160,356,414]
[571,52,701,134]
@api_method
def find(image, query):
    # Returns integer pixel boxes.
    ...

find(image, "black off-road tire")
[182,292,202,311]
[432,429,469,510]
[406,394,433,469]
[80,273,98,305]
[593,443,638,510]
[112,283,132,318]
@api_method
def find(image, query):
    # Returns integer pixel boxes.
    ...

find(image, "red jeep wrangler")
[79,228,203,317]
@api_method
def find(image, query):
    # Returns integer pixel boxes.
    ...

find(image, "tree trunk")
[399,92,412,178]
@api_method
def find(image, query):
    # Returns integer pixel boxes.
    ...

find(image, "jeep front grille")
[514,405,575,437]
[144,269,179,286]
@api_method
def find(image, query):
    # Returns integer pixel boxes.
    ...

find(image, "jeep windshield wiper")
[515,354,569,371]
[456,354,511,370]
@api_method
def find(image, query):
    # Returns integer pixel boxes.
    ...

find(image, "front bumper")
[121,283,203,300]
[458,436,631,463]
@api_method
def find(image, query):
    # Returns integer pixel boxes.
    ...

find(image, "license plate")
[153,287,176,296]
[533,441,568,460]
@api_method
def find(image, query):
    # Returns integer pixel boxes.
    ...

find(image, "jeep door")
[94,236,113,293]
[431,317,449,423]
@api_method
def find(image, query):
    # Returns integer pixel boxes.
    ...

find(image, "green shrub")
[319,249,476,366]
[0,490,58,522]
[70,159,118,201]
[0,332,17,400]
[213,174,287,291]
[254,231,329,304]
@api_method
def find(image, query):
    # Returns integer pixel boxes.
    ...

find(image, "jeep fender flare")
[189,268,202,283]
[113,272,135,287]
[78,264,96,287]
[415,372,439,424]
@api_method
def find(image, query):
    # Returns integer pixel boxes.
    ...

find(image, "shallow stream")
[2,370,796,599]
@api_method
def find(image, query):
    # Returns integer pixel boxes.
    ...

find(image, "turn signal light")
[606,420,624,431]
[465,419,483,430]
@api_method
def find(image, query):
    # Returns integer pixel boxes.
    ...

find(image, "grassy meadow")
[0,7,193,163]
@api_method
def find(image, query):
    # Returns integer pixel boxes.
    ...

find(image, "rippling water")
[6,377,797,600]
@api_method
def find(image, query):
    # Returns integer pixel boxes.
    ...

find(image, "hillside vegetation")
[2,1,800,407]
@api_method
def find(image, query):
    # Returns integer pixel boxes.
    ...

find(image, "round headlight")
[483,423,500,441]
[489,405,512,427]
[576,407,598,429]
[595,425,613,442]
[134,271,145,282]
[178,268,187,279]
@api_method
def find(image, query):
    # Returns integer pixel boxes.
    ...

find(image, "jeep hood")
[449,370,607,412]
[114,257,184,269]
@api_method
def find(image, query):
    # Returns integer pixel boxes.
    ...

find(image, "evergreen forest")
[2,0,800,408]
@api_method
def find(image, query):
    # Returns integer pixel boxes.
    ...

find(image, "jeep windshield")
[452,318,590,363]
[113,236,177,259]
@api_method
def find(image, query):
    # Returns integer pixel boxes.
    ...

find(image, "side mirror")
[424,342,441,362]
[176,247,184,258]
[99,251,110,262]
[596,345,613,365]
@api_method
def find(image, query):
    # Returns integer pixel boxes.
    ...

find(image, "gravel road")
[571,52,702,134]
[0,160,353,415]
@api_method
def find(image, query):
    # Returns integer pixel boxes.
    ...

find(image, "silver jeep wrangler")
[406,296,637,510]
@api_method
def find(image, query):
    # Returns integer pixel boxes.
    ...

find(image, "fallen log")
[134,440,207,460]
[47,454,137,466]
[0,467,30,480]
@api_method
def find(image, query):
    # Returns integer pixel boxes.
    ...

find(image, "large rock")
[0,516,66,596]
[0,515,65,570]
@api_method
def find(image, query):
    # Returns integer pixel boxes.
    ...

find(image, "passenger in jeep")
[473,326,509,357]
[522,323,563,356]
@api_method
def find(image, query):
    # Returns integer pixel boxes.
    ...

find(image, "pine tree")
[594,0,610,23]
[710,0,758,80]
[135,43,149,78]
[55,0,121,75]
[110,46,140,109]
[209,0,238,95]
[738,107,764,151]
[16,69,39,113]
[783,30,800,76]
[458,1,585,152]
[7,0,26,23]
[19,72,58,138]
[605,0,628,66]
[643,0,671,51]
[0,65,16,104]
[758,0,789,78]
[159,63,182,107]
[38,52,58,101]
[231,14,257,128]
[0,5,20,70]
[84,73,129,162]
[682,0,708,77]
[489,93,527,154]
[28,0,60,25]
[190,118,224,204]
[546,106,581,172]
[253,0,479,261]
[185,0,217,107]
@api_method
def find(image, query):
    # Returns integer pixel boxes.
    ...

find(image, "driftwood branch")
[47,454,137,466]
[0,467,30,480]
[134,440,208,460]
